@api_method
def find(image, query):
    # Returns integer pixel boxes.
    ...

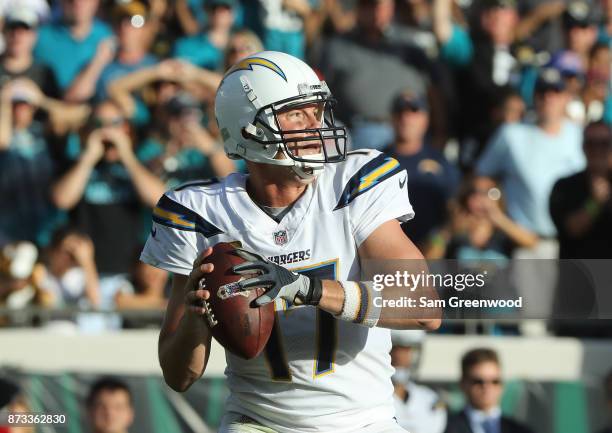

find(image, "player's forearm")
[318,280,344,315]
[159,313,212,392]
[319,280,441,330]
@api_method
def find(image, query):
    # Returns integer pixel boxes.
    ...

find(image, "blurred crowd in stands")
[0,0,611,333]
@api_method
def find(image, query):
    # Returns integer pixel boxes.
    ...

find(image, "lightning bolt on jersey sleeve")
[336,151,415,246]
[140,191,224,275]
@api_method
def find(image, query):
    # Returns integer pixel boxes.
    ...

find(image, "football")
[200,242,274,359]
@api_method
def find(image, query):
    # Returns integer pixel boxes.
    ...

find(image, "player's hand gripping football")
[232,248,322,306]
[184,248,214,316]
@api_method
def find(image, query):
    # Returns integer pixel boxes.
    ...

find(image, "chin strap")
[291,153,325,181]
[292,164,323,182]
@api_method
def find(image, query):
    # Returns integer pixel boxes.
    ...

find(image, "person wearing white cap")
[391,329,447,433]
[0,6,61,98]
[0,5,88,128]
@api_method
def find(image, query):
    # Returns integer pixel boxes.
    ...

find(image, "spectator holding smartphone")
[51,101,164,285]
[432,176,538,261]
[137,91,235,188]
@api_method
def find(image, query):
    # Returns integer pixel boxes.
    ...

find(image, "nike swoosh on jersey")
[399,176,407,189]
[152,194,224,237]
[151,227,157,238]
[334,154,402,210]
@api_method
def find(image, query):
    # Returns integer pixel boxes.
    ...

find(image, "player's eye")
[284,110,305,122]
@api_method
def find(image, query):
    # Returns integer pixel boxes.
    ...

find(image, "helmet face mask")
[215,51,348,180]
[250,92,347,166]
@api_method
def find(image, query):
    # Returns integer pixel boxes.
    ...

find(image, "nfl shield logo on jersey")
[273,230,288,245]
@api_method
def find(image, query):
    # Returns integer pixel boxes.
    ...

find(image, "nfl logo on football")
[273,230,288,246]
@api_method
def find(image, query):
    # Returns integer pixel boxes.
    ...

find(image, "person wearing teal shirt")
[137,92,237,189]
[173,0,236,71]
[33,0,112,91]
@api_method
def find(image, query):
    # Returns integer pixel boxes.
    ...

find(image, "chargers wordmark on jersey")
[267,249,311,265]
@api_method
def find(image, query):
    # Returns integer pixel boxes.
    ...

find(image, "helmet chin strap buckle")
[292,157,324,182]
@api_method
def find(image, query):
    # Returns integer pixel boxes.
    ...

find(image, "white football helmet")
[215,51,347,181]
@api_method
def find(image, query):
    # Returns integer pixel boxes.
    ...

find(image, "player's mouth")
[296,144,322,157]
[286,134,323,157]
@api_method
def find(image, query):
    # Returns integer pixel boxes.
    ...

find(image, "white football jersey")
[141,149,414,433]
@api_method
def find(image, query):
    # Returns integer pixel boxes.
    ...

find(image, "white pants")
[219,412,409,433]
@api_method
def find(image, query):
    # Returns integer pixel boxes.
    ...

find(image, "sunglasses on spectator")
[92,117,124,128]
[6,22,34,31]
[468,377,503,386]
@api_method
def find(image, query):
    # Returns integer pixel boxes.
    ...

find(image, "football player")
[141,51,440,433]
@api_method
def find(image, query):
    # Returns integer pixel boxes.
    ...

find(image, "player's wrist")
[182,309,212,336]
[296,276,322,306]
[335,281,381,327]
